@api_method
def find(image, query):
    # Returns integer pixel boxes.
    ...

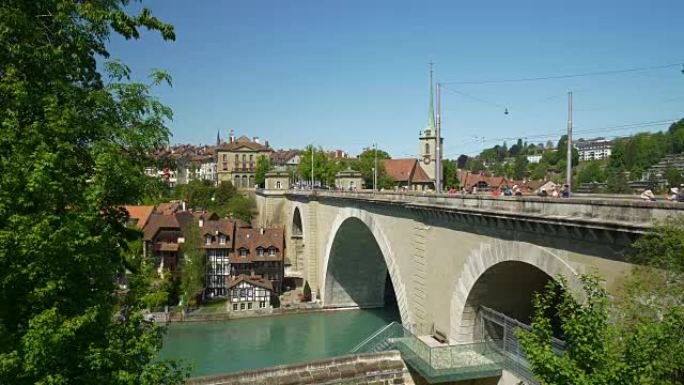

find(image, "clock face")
[423,156,431,165]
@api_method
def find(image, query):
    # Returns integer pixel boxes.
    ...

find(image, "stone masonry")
[187,351,411,385]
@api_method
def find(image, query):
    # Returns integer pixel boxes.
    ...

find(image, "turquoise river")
[159,307,400,377]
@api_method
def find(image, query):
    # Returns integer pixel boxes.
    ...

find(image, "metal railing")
[350,322,503,383]
[479,306,565,385]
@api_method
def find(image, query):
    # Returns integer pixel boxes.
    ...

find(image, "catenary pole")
[436,81,442,193]
[311,146,314,189]
[566,91,573,193]
[373,143,378,193]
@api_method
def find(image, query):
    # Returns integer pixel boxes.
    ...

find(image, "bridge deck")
[267,189,684,233]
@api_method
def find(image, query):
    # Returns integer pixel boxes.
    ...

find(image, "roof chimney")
[260,227,265,235]
[198,218,204,228]
[253,137,260,144]
[229,129,235,143]
[265,140,269,148]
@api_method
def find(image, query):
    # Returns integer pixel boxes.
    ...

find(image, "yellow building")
[216,134,272,188]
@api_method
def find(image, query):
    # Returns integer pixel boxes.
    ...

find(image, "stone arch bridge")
[255,190,683,344]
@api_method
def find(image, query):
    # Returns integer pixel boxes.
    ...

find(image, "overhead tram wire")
[442,62,684,86]
[435,118,679,159]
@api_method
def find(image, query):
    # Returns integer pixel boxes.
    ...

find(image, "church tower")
[419,66,442,183]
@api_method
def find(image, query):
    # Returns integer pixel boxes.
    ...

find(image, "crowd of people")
[640,185,684,202]
[449,184,571,198]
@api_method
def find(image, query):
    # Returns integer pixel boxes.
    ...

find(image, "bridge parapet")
[276,189,684,233]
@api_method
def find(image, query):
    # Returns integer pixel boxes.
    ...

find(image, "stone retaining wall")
[187,351,411,385]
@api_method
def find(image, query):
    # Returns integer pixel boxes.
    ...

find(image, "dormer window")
[269,247,276,256]
[219,234,226,245]
[257,247,264,256]
[239,249,247,257]
[205,235,212,245]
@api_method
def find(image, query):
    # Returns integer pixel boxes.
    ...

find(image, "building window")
[205,235,212,245]
[219,235,226,245]
[240,303,245,310]
[269,247,276,256]
[276,181,282,189]
[259,301,266,308]
[233,304,238,311]
[242,154,246,162]
[425,143,430,155]
[247,302,252,310]
[223,154,227,161]
[249,154,253,161]
[239,249,247,257]
[234,154,238,163]
[257,247,264,256]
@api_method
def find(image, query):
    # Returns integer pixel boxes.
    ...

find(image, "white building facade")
[575,138,612,161]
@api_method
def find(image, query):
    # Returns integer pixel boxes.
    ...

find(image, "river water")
[159,307,400,377]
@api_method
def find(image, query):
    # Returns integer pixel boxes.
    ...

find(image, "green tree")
[303,281,312,302]
[512,155,529,180]
[297,145,331,186]
[179,223,205,307]
[665,166,683,188]
[355,148,392,188]
[214,181,237,206]
[254,155,272,187]
[0,1,188,384]
[443,159,459,189]
[226,195,255,223]
[531,161,550,180]
[519,220,684,385]
[466,157,486,173]
[575,160,606,187]
[605,167,632,194]
[177,179,215,209]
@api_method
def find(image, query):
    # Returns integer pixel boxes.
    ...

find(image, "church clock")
[423,155,431,165]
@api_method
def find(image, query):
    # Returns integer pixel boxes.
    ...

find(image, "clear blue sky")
[109,0,684,158]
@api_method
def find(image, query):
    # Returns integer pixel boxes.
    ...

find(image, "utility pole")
[373,143,378,193]
[566,91,573,193]
[435,81,442,193]
[311,146,314,189]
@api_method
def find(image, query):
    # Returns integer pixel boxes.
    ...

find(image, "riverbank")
[152,302,373,323]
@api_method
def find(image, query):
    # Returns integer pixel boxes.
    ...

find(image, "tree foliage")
[179,223,204,307]
[175,179,214,210]
[254,155,272,187]
[0,1,189,384]
[355,148,392,189]
[519,220,684,385]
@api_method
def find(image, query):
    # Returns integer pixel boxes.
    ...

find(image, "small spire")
[216,130,220,146]
[427,62,436,130]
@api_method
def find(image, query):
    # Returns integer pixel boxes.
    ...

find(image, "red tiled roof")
[412,164,432,183]
[227,274,274,291]
[200,219,235,248]
[217,136,270,152]
[458,172,507,189]
[381,159,417,182]
[231,227,284,263]
[270,150,300,165]
[143,213,180,240]
[123,205,154,229]
[155,202,181,215]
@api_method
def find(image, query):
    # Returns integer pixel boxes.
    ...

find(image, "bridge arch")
[450,240,581,343]
[320,208,410,326]
[292,206,303,237]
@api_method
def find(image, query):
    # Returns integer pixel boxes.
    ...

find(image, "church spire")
[427,62,436,130]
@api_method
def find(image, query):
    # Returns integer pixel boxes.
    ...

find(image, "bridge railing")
[269,188,684,229]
